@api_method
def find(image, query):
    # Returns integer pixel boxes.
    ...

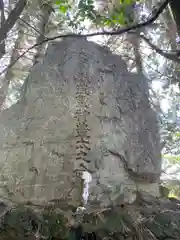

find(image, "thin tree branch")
[0,0,169,76]
[0,0,27,43]
[19,17,47,37]
[140,34,180,62]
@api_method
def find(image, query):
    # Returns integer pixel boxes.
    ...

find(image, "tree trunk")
[0,0,6,59]
[0,9,32,109]
[32,2,53,65]
[169,0,180,37]
[0,0,27,46]
[0,0,53,109]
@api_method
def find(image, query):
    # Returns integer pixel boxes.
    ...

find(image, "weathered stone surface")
[0,38,161,205]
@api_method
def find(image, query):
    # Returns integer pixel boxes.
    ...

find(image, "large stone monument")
[0,38,161,207]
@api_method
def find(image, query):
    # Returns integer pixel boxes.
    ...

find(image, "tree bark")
[0,0,27,44]
[0,1,53,109]
[0,6,33,109]
[169,0,180,37]
[0,0,6,59]
[33,2,53,65]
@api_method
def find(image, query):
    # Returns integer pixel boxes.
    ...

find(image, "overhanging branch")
[140,34,180,63]
[0,0,169,76]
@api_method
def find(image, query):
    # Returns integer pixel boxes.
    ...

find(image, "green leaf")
[163,154,180,163]
[59,5,68,13]
[87,0,94,4]
[117,12,126,24]
[104,18,113,26]
[174,132,180,138]
[125,0,134,5]
[55,0,66,4]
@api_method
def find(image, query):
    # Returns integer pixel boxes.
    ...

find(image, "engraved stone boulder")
[0,38,161,206]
